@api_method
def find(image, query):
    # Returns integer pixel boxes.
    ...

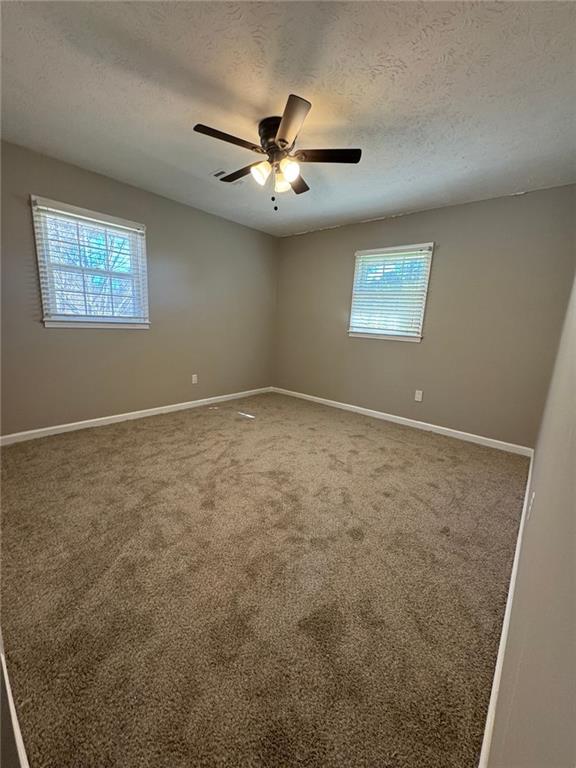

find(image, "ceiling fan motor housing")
[258,116,284,153]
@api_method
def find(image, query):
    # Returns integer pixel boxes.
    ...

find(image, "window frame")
[348,242,434,343]
[31,195,150,330]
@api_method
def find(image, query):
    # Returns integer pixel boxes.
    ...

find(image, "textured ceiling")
[2,2,575,237]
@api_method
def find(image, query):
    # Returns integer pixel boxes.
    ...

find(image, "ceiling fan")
[193,94,362,196]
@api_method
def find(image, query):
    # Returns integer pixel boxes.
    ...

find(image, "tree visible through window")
[31,196,149,328]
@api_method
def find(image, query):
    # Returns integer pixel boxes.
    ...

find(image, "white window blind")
[31,196,149,328]
[348,243,433,342]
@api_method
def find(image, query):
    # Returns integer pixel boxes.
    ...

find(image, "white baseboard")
[2,385,533,456]
[0,387,273,446]
[270,387,533,457]
[1,636,31,768]
[477,452,535,767]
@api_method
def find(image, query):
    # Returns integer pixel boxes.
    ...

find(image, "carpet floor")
[1,393,528,768]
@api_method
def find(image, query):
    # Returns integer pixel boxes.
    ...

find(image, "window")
[348,243,433,342]
[31,196,149,328]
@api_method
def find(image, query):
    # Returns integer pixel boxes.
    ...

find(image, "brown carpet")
[1,393,528,768]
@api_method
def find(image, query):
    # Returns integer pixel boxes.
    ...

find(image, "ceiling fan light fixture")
[250,160,271,186]
[194,94,362,199]
[274,170,292,193]
[279,156,300,182]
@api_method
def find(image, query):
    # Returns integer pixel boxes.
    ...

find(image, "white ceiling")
[2,2,575,237]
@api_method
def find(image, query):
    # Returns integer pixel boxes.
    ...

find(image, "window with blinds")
[348,243,434,342]
[31,196,149,328]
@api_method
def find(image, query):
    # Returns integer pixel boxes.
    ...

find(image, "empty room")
[1,2,574,767]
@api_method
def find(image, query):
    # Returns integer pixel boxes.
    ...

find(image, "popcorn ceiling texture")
[2,1,575,236]
[2,393,528,767]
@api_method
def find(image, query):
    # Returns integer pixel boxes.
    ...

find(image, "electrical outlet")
[415,390,423,402]
[192,374,198,385]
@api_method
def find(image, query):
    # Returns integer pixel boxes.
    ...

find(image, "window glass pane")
[86,294,112,316]
[49,245,81,267]
[46,216,81,266]
[366,264,384,282]
[108,233,132,273]
[55,291,86,314]
[111,276,133,296]
[84,274,110,294]
[53,270,83,292]
[46,216,76,244]
[79,224,107,270]
[113,297,136,316]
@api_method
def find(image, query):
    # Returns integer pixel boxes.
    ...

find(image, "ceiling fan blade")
[295,148,362,164]
[193,124,263,153]
[219,164,259,183]
[275,94,311,148]
[290,176,310,195]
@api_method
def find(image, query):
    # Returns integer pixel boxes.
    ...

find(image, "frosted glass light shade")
[274,171,291,193]
[250,161,271,186]
[279,157,300,182]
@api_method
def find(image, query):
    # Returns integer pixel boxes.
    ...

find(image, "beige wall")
[487,267,576,767]
[1,142,278,435]
[2,142,574,449]
[275,186,576,447]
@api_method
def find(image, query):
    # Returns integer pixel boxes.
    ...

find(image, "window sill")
[348,331,422,343]
[44,321,150,329]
